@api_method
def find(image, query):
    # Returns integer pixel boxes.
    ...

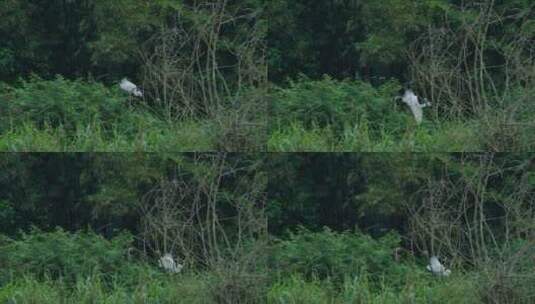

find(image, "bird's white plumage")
[158,253,183,273]
[119,78,143,97]
[397,89,431,124]
[427,256,451,277]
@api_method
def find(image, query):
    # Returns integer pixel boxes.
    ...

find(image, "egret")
[394,87,431,125]
[119,78,143,97]
[158,253,183,273]
[426,256,451,277]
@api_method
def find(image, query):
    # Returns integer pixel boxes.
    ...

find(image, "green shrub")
[0,76,218,151]
[0,75,136,134]
[271,76,407,136]
[0,228,148,287]
[268,122,335,152]
[270,227,415,288]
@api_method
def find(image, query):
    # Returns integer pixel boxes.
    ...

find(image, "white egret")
[395,88,431,125]
[426,256,451,277]
[119,78,143,97]
[158,253,183,273]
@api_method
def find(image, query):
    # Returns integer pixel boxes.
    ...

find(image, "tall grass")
[0,119,215,152]
[268,119,488,152]
[0,273,212,304]
[267,273,481,304]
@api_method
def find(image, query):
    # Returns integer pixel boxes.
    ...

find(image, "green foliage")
[271,227,414,287]
[1,76,133,132]
[0,271,486,304]
[267,120,481,152]
[0,228,146,286]
[267,272,482,304]
[0,0,166,80]
[0,1,266,152]
[267,0,534,153]
[271,76,406,135]
[0,76,218,151]
[268,122,335,152]
[89,0,165,71]
[0,118,215,152]
[269,77,535,153]
[357,0,434,66]
[0,273,212,304]
[268,0,449,81]
[0,0,266,82]
[267,275,332,304]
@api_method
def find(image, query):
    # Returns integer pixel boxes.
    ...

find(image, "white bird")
[426,256,451,277]
[395,88,431,125]
[158,253,183,273]
[119,78,143,97]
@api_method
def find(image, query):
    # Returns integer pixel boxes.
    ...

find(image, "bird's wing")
[120,79,137,91]
[408,104,423,124]
[133,89,143,97]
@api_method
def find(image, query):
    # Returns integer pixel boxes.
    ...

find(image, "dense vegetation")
[3,0,534,151]
[1,0,534,302]
[1,153,533,303]
[268,0,535,151]
[0,1,267,151]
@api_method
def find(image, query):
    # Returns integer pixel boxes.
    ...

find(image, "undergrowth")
[0,228,532,303]
[269,76,535,152]
[0,76,219,151]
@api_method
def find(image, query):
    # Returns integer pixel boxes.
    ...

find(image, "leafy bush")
[270,227,415,288]
[0,76,137,133]
[271,76,408,136]
[0,76,221,151]
[0,228,147,287]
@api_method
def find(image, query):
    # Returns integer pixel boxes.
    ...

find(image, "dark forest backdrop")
[268,0,535,82]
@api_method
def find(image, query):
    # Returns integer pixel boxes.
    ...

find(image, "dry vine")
[138,0,267,150]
